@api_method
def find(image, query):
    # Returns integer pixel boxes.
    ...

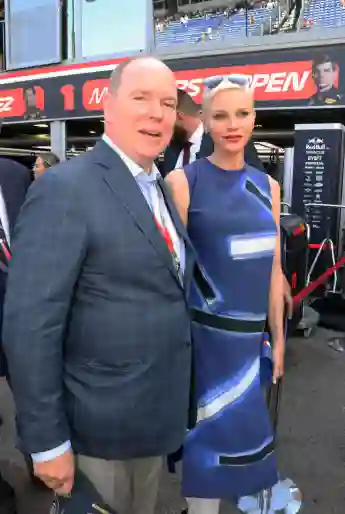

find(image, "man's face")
[103,60,177,168]
[172,112,189,144]
[33,156,46,179]
[172,109,201,144]
[314,61,335,93]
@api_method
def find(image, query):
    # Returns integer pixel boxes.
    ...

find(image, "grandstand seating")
[155,5,279,47]
[154,0,345,47]
[303,0,345,29]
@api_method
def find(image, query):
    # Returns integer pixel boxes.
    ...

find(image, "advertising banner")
[0,44,343,123]
[291,124,345,249]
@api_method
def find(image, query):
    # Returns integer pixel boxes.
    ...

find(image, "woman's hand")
[283,275,294,319]
[272,340,285,383]
[267,177,285,384]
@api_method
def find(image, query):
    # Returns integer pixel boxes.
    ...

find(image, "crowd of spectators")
[154,0,345,39]
[154,0,281,37]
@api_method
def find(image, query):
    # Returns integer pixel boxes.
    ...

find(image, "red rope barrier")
[293,254,345,307]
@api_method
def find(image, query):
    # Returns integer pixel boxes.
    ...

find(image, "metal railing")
[304,202,345,293]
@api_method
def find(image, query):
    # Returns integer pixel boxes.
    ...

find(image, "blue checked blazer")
[3,140,194,460]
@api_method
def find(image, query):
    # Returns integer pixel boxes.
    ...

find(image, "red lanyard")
[151,182,182,279]
[153,216,174,254]
[0,238,11,262]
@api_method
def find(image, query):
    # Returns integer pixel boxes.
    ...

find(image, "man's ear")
[176,110,185,122]
[103,92,114,124]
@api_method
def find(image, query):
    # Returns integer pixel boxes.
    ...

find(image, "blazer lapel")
[93,141,182,287]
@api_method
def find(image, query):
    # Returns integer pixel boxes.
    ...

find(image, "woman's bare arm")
[268,177,285,380]
[165,169,190,226]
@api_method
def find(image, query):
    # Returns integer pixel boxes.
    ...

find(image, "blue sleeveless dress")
[182,158,279,500]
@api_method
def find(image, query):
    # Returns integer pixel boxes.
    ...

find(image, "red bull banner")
[0,44,343,123]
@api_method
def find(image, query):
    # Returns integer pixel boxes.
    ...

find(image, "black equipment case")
[280,213,309,335]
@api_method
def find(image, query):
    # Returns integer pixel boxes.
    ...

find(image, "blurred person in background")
[33,152,60,179]
[3,56,194,514]
[160,87,266,177]
[23,87,44,121]
[0,154,31,514]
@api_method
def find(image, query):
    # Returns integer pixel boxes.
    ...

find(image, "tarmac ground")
[1,327,345,513]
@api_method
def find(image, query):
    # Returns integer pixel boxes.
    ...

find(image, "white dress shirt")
[175,122,204,169]
[31,134,185,463]
[0,186,10,245]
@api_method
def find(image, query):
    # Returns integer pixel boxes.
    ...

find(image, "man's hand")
[33,449,75,496]
[283,275,293,319]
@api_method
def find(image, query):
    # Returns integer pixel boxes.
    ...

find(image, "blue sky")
[12,0,151,61]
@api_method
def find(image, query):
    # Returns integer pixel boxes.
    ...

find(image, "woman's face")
[205,88,255,154]
[33,157,46,179]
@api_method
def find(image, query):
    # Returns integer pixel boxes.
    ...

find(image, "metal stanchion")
[297,202,345,337]
[280,201,291,214]
[305,203,345,351]
[305,202,345,293]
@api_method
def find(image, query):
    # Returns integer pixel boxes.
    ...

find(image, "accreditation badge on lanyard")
[150,181,183,282]
[0,227,11,272]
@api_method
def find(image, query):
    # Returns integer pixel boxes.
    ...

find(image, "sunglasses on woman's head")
[204,74,251,90]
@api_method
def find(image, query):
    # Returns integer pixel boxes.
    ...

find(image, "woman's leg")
[186,498,221,514]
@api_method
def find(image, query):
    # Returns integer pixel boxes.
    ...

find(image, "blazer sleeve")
[2,169,88,455]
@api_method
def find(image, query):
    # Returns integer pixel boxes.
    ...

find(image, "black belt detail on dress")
[191,308,266,334]
[245,179,272,211]
[193,264,216,303]
[219,440,275,466]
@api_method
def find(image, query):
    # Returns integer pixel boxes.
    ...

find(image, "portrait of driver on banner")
[23,86,44,120]
[308,53,342,106]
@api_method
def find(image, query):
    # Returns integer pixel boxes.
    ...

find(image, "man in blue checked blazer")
[3,57,194,514]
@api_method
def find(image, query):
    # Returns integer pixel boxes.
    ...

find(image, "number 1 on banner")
[60,84,75,110]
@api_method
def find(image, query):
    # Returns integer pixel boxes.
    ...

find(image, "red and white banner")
[175,60,339,103]
[0,45,342,122]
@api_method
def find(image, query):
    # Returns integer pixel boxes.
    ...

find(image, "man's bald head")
[108,56,175,95]
[103,56,177,169]
[173,88,202,143]
[177,88,201,117]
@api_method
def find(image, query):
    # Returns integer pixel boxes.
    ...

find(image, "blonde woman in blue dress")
[167,76,301,514]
